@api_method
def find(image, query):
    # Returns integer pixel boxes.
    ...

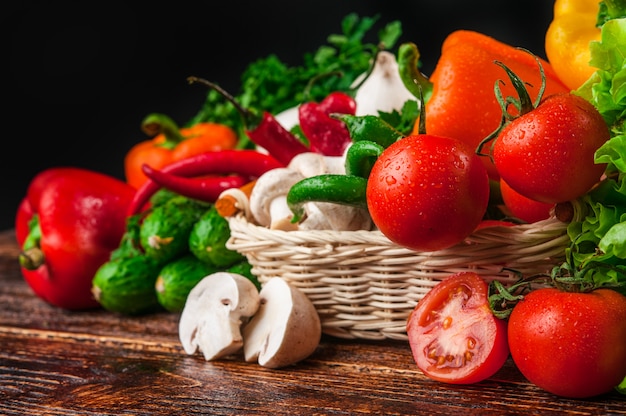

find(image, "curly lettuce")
[564,17,626,293]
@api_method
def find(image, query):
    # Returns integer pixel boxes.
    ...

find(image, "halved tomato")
[406,272,509,384]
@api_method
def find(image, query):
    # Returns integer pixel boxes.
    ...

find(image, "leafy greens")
[564,16,626,294]
[186,14,402,144]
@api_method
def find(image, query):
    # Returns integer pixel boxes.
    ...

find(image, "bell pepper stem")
[141,113,186,149]
[19,247,45,270]
[398,42,433,104]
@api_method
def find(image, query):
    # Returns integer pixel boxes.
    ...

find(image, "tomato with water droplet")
[366,134,489,252]
[508,287,626,398]
[493,93,609,204]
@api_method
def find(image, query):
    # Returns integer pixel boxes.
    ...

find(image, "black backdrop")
[4,1,554,231]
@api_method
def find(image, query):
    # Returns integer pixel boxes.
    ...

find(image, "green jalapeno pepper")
[286,174,368,223]
[345,140,385,179]
[333,114,403,148]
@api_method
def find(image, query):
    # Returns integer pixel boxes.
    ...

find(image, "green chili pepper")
[286,174,368,223]
[333,114,404,148]
[345,140,385,178]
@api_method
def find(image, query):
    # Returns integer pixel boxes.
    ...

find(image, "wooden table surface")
[0,230,624,415]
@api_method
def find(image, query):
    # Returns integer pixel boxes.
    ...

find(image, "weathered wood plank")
[1,230,624,415]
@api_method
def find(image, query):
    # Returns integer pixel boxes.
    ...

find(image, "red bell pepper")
[16,167,136,310]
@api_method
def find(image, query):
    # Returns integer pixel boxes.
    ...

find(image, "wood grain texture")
[1,230,624,415]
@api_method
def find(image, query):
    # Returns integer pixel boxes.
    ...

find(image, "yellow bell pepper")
[545,0,602,90]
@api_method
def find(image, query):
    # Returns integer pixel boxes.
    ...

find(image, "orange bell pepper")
[400,31,570,180]
[124,113,238,189]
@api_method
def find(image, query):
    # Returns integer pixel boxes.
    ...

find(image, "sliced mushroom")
[242,277,322,369]
[179,272,260,361]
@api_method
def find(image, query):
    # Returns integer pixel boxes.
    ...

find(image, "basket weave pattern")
[227,214,570,340]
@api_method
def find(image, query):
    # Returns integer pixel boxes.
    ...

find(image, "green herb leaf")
[187,14,402,135]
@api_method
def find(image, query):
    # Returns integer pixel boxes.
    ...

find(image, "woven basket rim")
[225,211,570,341]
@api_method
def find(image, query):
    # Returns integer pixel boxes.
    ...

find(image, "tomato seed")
[467,337,476,349]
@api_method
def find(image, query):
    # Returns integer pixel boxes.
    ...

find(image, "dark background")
[4,1,554,231]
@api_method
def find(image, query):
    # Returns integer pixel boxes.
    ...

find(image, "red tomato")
[508,288,626,398]
[493,93,609,204]
[474,219,516,230]
[406,272,509,384]
[367,134,490,252]
[500,179,553,223]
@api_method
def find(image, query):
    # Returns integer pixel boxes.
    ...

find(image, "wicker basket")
[226,206,571,341]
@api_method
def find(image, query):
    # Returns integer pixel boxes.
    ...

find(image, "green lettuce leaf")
[561,17,626,291]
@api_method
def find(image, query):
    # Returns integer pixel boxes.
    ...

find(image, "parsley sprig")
[186,13,402,144]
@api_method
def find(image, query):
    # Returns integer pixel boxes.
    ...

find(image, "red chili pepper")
[128,149,284,215]
[298,91,357,156]
[15,167,136,310]
[246,111,309,164]
[187,76,309,165]
[142,167,247,203]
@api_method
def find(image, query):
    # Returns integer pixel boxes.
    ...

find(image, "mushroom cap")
[287,152,345,177]
[179,272,260,361]
[249,167,305,227]
[242,277,322,369]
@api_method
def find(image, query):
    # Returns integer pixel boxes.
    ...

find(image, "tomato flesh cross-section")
[406,272,509,384]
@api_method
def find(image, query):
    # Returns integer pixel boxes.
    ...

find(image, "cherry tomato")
[500,179,553,223]
[493,93,609,204]
[508,288,626,398]
[406,272,509,384]
[367,134,490,252]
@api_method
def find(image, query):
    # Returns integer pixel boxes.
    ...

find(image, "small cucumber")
[149,188,181,208]
[140,196,209,264]
[92,255,162,315]
[110,214,144,260]
[155,254,218,313]
[189,205,244,268]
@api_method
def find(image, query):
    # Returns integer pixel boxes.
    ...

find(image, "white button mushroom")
[250,151,372,231]
[248,167,305,230]
[242,277,322,369]
[178,272,260,361]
